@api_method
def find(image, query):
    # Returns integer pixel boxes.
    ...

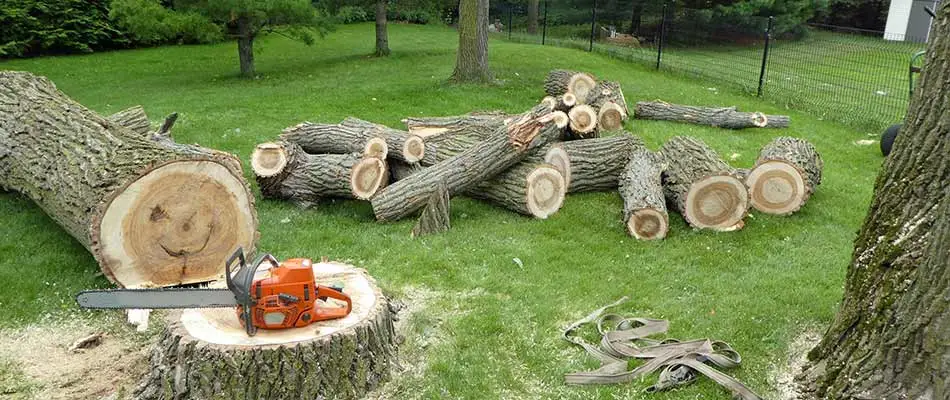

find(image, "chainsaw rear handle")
[315,285,353,319]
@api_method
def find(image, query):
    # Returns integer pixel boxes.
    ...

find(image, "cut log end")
[543,146,572,189]
[551,111,570,129]
[569,73,598,103]
[350,157,388,200]
[251,142,289,178]
[525,166,566,219]
[135,262,396,399]
[684,175,749,231]
[752,112,768,128]
[598,102,626,131]
[568,105,597,136]
[363,137,389,159]
[627,209,669,240]
[560,93,578,109]
[402,135,426,163]
[745,160,807,215]
[541,96,558,110]
[96,160,257,287]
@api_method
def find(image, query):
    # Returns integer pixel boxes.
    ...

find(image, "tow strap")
[562,297,763,400]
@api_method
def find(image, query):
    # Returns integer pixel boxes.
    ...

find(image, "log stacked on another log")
[544,69,598,103]
[619,148,668,240]
[745,137,823,215]
[635,101,790,129]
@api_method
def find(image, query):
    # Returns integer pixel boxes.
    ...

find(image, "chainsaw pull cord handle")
[315,285,352,318]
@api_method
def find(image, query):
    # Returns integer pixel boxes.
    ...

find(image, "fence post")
[656,1,668,70]
[757,16,774,96]
[542,0,548,45]
[508,3,513,40]
[589,0,597,52]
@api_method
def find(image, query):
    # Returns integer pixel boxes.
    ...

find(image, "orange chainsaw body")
[237,257,352,331]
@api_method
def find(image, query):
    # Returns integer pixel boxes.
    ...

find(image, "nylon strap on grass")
[562,298,762,400]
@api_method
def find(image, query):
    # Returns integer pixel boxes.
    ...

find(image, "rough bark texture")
[404,112,508,139]
[338,118,427,163]
[619,148,668,240]
[411,183,451,237]
[544,70,597,103]
[533,135,644,193]
[108,106,151,135]
[798,4,950,399]
[0,71,258,288]
[635,101,789,129]
[236,17,256,78]
[375,0,390,56]
[746,136,823,215]
[467,163,566,218]
[660,136,749,231]
[451,0,493,83]
[527,0,539,34]
[587,81,628,114]
[371,104,565,221]
[281,120,425,164]
[134,263,398,400]
[253,141,387,203]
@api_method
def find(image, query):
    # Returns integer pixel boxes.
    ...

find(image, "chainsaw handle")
[226,248,280,307]
[316,285,352,316]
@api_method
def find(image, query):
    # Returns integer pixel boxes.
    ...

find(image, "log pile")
[250,70,820,239]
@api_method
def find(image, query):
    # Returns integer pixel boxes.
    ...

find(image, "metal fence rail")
[492,0,934,132]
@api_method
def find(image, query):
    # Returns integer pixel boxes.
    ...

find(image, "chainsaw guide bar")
[76,288,238,309]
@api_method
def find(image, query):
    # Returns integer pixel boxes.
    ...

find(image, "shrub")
[0,0,123,57]
[109,0,221,44]
[336,5,371,24]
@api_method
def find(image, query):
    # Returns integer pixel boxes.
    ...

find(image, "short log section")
[660,136,749,231]
[280,121,425,164]
[568,105,599,138]
[134,262,397,400]
[619,149,668,240]
[745,136,823,215]
[0,71,258,288]
[544,69,598,103]
[468,163,566,218]
[532,135,644,193]
[635,101,790,129]
[338,117,427,163]
[251,141,387,203]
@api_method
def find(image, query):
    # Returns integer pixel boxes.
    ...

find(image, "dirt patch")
[0,314,151,400]
[770,328,822,400]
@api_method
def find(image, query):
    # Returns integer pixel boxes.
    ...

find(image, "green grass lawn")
[0,22,882,399]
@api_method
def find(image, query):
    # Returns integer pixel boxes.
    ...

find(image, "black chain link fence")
[494,0,939,132]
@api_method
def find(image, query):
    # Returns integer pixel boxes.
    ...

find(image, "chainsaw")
[76,248,352,336]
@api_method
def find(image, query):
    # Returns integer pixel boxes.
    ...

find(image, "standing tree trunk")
[236,17,256,78]
[375,0,391,56]
[527,0,540,34]
[798,4,950,399]
[0,72,258,288]
[451,0,493,83]
[628,1,643,35]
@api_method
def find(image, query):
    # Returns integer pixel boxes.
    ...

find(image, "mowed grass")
[0,22,882,399]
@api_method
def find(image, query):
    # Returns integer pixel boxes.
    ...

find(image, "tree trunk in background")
[527,0,539,34]
[628,1,643,35]
[450,0,492,83]
[798,4,950,399]
[236,17,256,78]
[375,0,390,56]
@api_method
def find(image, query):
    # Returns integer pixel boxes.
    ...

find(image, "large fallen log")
[635,101,790,129]
[619,148,668,240]
[281,120,426,163]
[0,71,258,288]
[467,163,566,218]
[371,105,568,221]
[411,183,451,237]
[251,141,388,204]
[527,135,645,193]
[545,69,598,103]
[745,136,823,215]
[134,261,398,399]
[660,136,749,231]
[403,111,509,139]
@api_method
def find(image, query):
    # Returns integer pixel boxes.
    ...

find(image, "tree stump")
[0,71,258,288]
[568,105,598,138]
[107,106,152,135]
[134,262,398,400]
[745,137,823,215]
[530,135,644,193]
[544,69,598,103]
[619,148,668,240]
[251,142,388,203]
[635,101,790,129]
[660,136,749,231]
[411,183,451,237]
[371,105,567,221]
[468,163,566,218]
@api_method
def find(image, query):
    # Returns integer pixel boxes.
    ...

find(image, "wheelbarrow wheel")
[881,124,900,156]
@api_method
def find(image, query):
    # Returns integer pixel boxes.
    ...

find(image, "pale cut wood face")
[179,262,378,347]
[99,160,256,288]
[746,160,806,215]
[686,175,749,230]
[629,209,668,240]
[526,166,565,219]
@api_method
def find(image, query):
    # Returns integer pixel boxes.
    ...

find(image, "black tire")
[881,124,900,156]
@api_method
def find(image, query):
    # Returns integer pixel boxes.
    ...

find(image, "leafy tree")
[450,0,492,83]
[111,0,334,77]
[798,3,950,399]
[0,0,122,57]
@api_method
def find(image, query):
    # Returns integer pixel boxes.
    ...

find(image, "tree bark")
[529,135,645,193]
[134,262,398,400]
[0,71,258,288]
[338,118,428,163]
[411,183,451,237]
[107,106,151,135]
[451,0,493,83]
[635,101,790,129]
[527,0,540,34]
[544,69,598,103]
[404,111,509,139]
[619,148,668,240]
[280,120,426,164]
[798,4,950,399]
[587,81,629,131]
[371,105,566,221]
[236,17,256,78]
[467,162,566,218]
[745,137,823,216]
[375,0,391,56]
[660,136,749,231]
[251,141,388,204]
